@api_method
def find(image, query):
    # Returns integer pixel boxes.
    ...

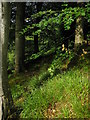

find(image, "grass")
[20,68,89,118]
[9,49,90,119]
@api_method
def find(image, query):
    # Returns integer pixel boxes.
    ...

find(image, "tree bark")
[75,3,84,49]
[75,16,84,46]
[0,2,13,119]
[15,3,25,74]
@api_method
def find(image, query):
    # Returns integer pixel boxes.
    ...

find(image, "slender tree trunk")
[75,3,84,49]
[15,3,25,74]
[0,2,13,119]
[75,16,84,46]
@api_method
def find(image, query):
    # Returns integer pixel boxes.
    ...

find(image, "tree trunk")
[75,16,84,46]
[0,2,13,119]
[75,3,84,49]
[15,3,25,74]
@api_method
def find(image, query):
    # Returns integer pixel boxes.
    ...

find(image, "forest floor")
[8,45,90,119]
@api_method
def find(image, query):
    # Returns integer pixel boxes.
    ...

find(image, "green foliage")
[38,71,50,83]
[23,3,89,37]
[11,84,24,99]
[30,52,42,60]
[31,10,56,20]
[48,47,74,76]
[85,3,90,22]
[19,3,90,63]
[48,57,62,76]
[26,47,55,61]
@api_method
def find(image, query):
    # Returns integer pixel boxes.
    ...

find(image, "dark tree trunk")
[15,3,25,74]
[0,2,13,119]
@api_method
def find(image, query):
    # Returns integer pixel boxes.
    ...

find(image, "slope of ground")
[8,46,90,119]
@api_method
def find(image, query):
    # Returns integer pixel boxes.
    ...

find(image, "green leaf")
[81,12,85,16]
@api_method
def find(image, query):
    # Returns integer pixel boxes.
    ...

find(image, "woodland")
[0,2,90,119]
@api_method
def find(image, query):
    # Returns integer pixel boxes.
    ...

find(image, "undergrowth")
[9,47,89,119]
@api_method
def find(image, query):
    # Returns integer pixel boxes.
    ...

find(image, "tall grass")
[9,53,89,118]
[20,67,89,118]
